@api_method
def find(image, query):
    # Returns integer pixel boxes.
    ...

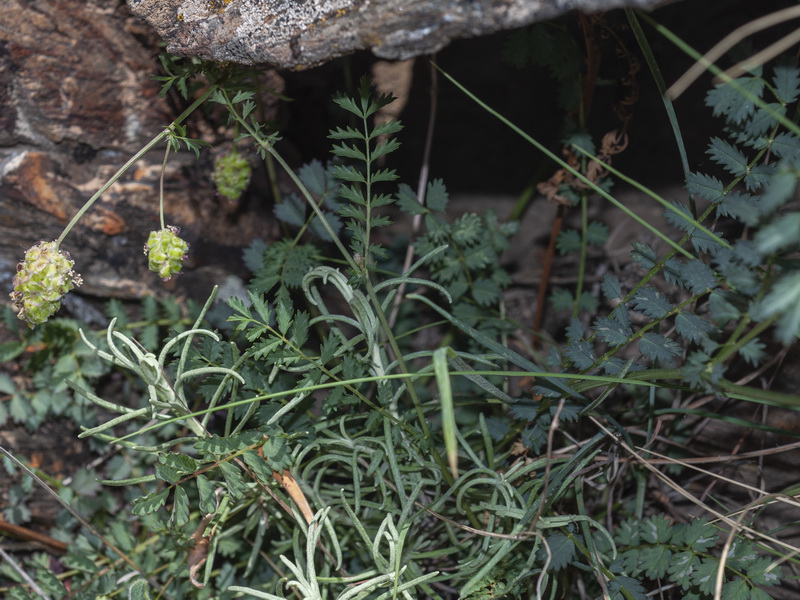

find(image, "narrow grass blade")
[433,347,458,479]
[626,10,691,184]
[434,63,695,260]
[408,293,583,399]
[571,143,730,249]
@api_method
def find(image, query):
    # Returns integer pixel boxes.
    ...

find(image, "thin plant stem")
[55,85,217,250]
[639,12,800,139]
[223,90,358,273]
[0,446,164,595]
[573,191,589,318]
[533,204,564,349]
[389,58,438,328]
[435,63,695,260]
[158,141,172,230]
[0,547,51,600]
[626,8,694,214]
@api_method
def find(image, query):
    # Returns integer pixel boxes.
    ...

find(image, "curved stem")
[158,140,172,230]
[222,90,358,273]
[55,84,218,249]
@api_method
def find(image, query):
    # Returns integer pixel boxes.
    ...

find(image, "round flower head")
[212,148,251,205]
[144,225,189,281]
[10,240,83,328]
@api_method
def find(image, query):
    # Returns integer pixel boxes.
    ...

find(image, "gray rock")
[127,0,678,70]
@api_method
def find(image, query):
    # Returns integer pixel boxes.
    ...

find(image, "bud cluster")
[212,148,252,205]
[10,241,83,327]
[144,225,190,281]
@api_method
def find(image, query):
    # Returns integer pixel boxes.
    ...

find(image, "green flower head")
[212,148,252,205]
[144,225,190,281]
[10,240,83,328]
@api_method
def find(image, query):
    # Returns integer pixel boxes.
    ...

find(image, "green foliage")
[607,516,781,599]
[328,76,403,267]
[406,183,518,313]
[6,24,800,600]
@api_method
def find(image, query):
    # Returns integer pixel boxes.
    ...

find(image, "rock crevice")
[127,0,676,70]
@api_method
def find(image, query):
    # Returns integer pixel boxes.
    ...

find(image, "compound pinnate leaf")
[451,213,483,245]
[707,137,749,177]
[727,539,759,570]
[471,278,501,306]
[131,488,169,516]
[721,579,750,600]
[754,212,800,255]
[675,312,717,344]
[608,576,646,600]
[747,102,786,137]
[631,242,658,270]
[273,194,306,227]
[218,461,246,500]
[556,229,581,255]
[707,76,765,123]
[601,273,623,300]
[631,287,672,318]
[128,580,151,600]
[426,178,449,212]
[745,556,782,587]
[541,533,576,571]
[677,259,718,293]
[751,271,800,344]
[691,558,719,595]
[464,245,494,270]
[331,164,366,184]
[602,357,645,376]
[716,191,761,227]
[586,220,609,246]
[550,288,573,311]
[739,337,766,366]
[508,401,540,421]
[298,159,336,197]
[687,171,724,202]
[709,291,741,324]
[663,202,696,234]
[154,463,183,485]
[170,484,190,528]
[565,317,584,342]
[639,333,682,366]
[773,64,800,104]
[371,137,400,161]
[614,518,641,545]
[578,291,599,313]
[196,474,217,515]
[668,551,701,590]
[640,546,671,579]
[760,168,800,215]
[770,132,800,162]
[593,316,632,346]
[640,514,673,544]
[395,183,425,215]
[565,340,595,370]
[677,517,718,551]
[749,589,777,600]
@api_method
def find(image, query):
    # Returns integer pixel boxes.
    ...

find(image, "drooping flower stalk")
[9,85,218,327]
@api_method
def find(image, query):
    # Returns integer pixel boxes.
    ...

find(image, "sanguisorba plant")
[5,16,800,600]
